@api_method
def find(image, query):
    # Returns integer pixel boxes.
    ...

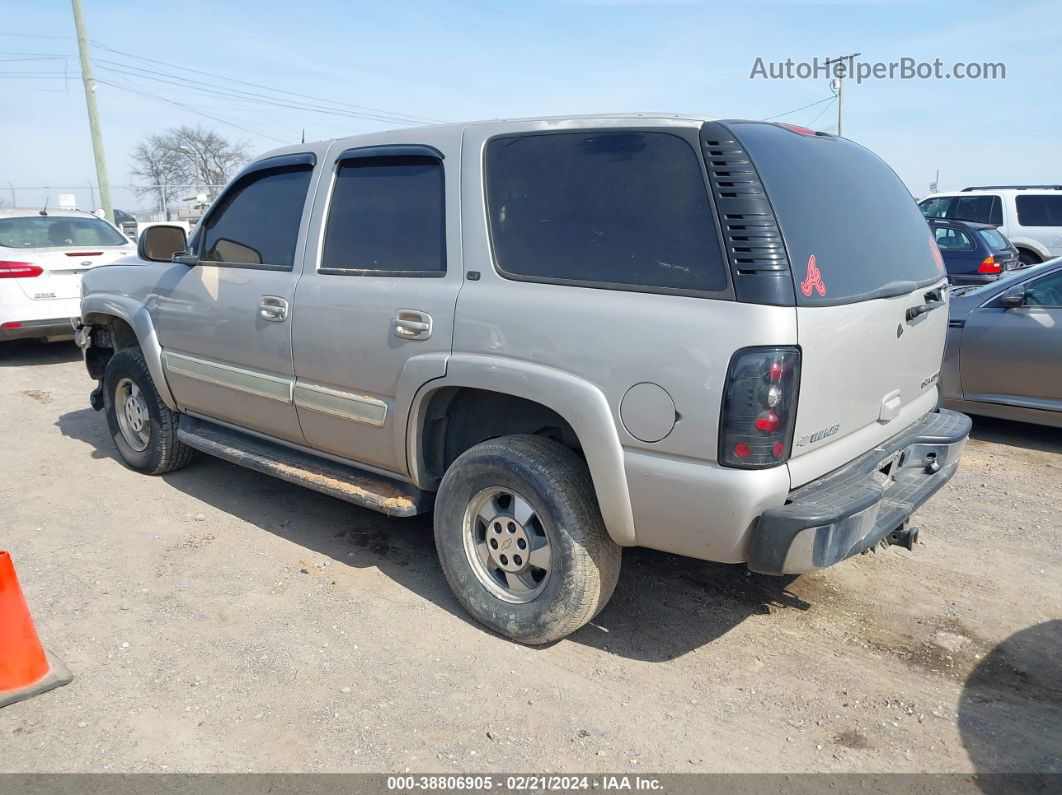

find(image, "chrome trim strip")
[162,351,292,403]
[293,382,388,427]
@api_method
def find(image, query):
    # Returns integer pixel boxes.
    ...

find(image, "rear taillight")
[978,256,1001,274]
[719,347,801,469]
[0,261,43,279]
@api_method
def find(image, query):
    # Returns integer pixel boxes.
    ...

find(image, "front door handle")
[392,309,432,341]
[259,296,289,322]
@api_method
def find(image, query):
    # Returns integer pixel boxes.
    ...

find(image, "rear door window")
[934,226,974,251]
[485,131,728,293]
[951,195,1002,225]
[201,165,313,268]
[728,122,941,304]
[1016,195,1062,227]
[322,156,445,276]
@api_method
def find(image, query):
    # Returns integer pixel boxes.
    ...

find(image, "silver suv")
[77,115,971,643]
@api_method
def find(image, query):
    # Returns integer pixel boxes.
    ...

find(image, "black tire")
[433,434,621,645]
[1018,249,1041,267]
[103,347,195,475]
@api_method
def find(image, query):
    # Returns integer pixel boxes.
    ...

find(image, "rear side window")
[0,216,127,248]
[485,131,727,293]
[977,228,1011,252]
[951,195,1003,226]
[1016,194,1062,227]
[202,165,313,268]
[934,226,974,251]
[322,156,445,275]
[729,122,941,304]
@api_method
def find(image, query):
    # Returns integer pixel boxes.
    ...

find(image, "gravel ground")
[0,340,1059,773]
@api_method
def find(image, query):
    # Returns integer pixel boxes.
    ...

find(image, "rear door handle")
[392,309,432,341]
[259,296,289,322]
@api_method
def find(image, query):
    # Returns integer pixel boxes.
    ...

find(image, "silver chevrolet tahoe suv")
[77,115,971,644]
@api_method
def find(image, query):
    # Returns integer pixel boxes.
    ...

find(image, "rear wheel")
[433,434,621,645]
[103,347,195,475]
[1018,249,1041,267]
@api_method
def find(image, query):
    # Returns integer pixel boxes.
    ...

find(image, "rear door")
[728,122,948,486]
[290,130,463,475]
[152,151,321,444]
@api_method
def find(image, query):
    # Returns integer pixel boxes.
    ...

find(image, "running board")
[176,416,431,517]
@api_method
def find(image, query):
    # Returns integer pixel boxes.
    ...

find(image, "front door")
[152,152,320,443]
[291,132,463,475]
[960,268,1062,410]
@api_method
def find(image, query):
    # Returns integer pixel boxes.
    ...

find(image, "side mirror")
[137,225,189,263]
[1000,287,1026,309]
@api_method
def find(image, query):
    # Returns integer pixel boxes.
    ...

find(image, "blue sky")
[2,0,1059,213]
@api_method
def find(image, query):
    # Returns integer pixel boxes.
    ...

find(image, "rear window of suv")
[485,131,728,294]
[0,216,128,248]
[729,122,941,305]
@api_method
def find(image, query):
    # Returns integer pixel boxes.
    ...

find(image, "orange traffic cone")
[0,550,72,708]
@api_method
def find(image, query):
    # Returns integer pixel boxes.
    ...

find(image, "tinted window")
[951,195,1001,225]
[977,228,1012,252]
[201,165,313,267]
[0,216,128,248]
[322,156,445,274]
[730,122,941,304]
[919,197,953,218]
[934,226,974,251]
[1016,194,1062,227]
[1025,271,1062,307]
[485,131,727,292]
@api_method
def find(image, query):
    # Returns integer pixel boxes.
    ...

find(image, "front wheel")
[103,347,195,475]
[433,435,621,645]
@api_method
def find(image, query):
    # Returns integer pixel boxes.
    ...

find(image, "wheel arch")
[406,355,637,547]
[81,294,177,410]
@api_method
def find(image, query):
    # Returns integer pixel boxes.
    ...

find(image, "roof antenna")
[301,128,305,144]
[39,196,49,216]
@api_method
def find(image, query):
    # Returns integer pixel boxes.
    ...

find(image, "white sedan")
[0,209,135,343]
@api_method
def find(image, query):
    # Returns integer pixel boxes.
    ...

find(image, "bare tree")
[130,126,250,218]
[130,135,183,220]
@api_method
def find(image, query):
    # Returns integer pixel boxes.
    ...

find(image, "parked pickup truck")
[77,114,971,643]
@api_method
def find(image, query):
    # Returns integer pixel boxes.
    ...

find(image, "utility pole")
[826,52,860,137]
[71,0,113,223]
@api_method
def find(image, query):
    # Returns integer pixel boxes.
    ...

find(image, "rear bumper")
[748,409,971,575]
[0,317,77,341]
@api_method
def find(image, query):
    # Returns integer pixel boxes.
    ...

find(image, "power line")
[805,96,837,129]
[91,40,443,125]
[762,95,835,121]
[93,60,436,126]
[96,78,290,145]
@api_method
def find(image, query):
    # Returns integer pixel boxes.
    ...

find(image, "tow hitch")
[885,524,919,551]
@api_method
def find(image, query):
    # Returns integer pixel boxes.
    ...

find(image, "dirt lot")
[0,339,1059,774]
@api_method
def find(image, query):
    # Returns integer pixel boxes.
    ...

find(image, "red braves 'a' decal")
[929,234,945,271]
[800,254,826,297]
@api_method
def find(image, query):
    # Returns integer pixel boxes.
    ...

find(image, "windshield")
[0,216,128,249]
[977,228,1012,252]
[729,122,942,305]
